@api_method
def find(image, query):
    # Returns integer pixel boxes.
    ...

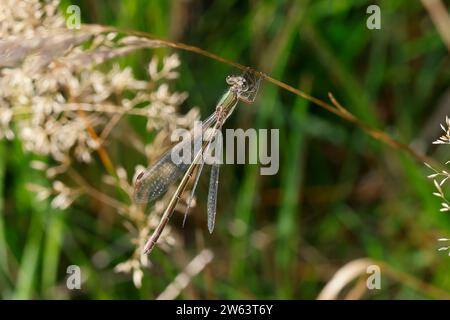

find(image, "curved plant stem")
[81,24,440,169]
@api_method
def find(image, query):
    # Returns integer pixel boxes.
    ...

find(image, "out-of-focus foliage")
[0,0,449,299]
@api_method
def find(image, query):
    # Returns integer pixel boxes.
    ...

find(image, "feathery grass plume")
[0,0,199,286]
[426,116,450,255]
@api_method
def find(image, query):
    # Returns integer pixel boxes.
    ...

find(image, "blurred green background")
[1,0,450,299]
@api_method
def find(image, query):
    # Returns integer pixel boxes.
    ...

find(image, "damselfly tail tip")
[143,237,156,255]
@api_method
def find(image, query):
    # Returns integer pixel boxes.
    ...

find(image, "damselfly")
[134,69,261,254]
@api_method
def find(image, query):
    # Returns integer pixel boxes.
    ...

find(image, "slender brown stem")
[99,112,124,143]
[328,93,442,168]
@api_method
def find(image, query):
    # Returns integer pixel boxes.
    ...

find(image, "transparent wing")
[133,112,217,203]
[207,163,220,233]
[207,131,222,233]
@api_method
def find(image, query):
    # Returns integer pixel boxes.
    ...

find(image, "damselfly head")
[226,75,249,92]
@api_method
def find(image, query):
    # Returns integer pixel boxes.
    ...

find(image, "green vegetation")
[1,0,449,299]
